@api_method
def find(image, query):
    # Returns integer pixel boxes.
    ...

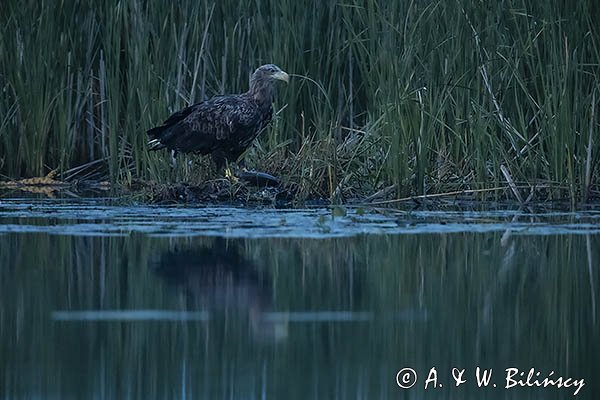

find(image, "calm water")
[0,198,598,399]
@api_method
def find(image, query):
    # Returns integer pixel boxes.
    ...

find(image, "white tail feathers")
[148,138,163,150]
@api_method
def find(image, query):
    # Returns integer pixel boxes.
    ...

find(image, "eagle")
[147,64,289,180]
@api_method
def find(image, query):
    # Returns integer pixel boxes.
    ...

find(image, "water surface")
[0,198,598,399]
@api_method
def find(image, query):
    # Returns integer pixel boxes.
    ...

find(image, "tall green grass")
[0,0,598,202]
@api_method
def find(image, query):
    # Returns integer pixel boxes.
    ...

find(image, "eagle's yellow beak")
[273,70,290,83]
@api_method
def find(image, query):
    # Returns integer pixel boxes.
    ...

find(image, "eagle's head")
[252,64,289,84]
[249,64,289,104]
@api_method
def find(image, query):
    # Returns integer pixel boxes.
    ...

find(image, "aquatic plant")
[0,0,598,204]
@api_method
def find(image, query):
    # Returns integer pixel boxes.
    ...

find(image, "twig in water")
[500,164,525,206]
[363,184,557,206]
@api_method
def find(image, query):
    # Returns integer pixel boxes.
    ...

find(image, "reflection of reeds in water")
[0,233,598,397]
[0,1,598,203]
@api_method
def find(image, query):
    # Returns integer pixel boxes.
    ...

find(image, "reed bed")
[0,0,598,204]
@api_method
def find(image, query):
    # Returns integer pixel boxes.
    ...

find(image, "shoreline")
[1,178,599,212]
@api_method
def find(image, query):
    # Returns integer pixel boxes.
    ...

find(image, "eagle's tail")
[146,125,171,151]
[147,139,165,152]
[147,103,197,152]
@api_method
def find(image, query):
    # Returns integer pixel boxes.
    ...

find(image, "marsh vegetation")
[0,0,598,204]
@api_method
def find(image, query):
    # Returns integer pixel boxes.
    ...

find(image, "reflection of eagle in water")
[153,240,287,342]
[147,64,289,169]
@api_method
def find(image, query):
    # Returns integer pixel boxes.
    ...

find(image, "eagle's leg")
[212,152,237,182]
[224,161,239,183]
[167,150,179,182]
[224,165,234,179]
[170,150,178,168]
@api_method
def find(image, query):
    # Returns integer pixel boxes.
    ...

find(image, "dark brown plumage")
[147,64,289,168]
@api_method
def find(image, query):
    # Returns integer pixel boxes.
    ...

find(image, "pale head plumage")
[249,64,289,104]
